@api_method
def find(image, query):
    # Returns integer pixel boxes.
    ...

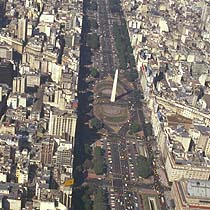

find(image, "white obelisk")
[110,69,118,102]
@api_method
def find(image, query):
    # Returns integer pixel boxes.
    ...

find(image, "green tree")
[93,147,105,175]
[112,21,136,71]
[133,90,140,100]
[88,94,94,103]
[89,19,98,29]
[90,68,99,78]
[94,146,103,156]
[84,144,92,159]
[130,122,141,134]
[72,186,93,210]
[129,55,135,69]
[90,0,97,10]
[87,34,99,49]
[83,159,93,170]
[93,160,104,175]
[82,192,92,210]
[125,70,138,82]
[76,165,83,173]
[136,155,152,178]
[91,118,103,131]
[93,188,108,210]
[144,123,153,136]
[109,0,121,13]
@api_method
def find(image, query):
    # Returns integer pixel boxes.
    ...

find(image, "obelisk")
[110,69,118,102]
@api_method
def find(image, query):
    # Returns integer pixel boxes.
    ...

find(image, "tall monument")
[110,69,118,102]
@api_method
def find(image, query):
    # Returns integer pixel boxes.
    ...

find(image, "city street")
[77,0,165,209]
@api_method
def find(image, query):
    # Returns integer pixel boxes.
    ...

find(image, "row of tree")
[91,117,103,131]
[93,188,109,210]
[90,67,99,78]
[129,122,141,134]
[93,146,106,175]
[73,186,109,210]
[113,22,131,70]
[84,143,92,159]
[136,155,153,178]
[112,21,138,82]
[72,186,92,210]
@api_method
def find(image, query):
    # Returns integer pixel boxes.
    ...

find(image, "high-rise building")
[165,150,210,182]
[0,44,13,60]
[172,179,210,210]
[0,61,13,87]
[27,21,33,38]
[40,139,54,166]
[18,17,27,42]
[55,141,72,167]
[16,166,28,184]
[12,76,26,94]
[200,1,210,30]
[15,149,29,184]
[48,108,77,141]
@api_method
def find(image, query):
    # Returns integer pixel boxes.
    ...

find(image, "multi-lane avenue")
[78,0,165,209]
